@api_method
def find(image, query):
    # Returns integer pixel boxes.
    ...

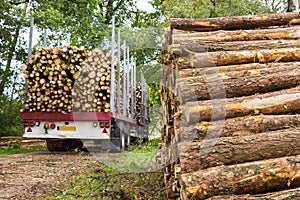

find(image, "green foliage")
[152,0,284,19]
[31,0,107,47]
[129,137,160,152]
[148,83,161,105]
[0,96,23,137]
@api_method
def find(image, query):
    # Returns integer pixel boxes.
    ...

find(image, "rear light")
[100,122,105,128]
[35,121,40,126]
[100,122,110,128]
[50,123,56,129]
[44,123,49,129]
[130,125,136,130]
[24,121,35,127]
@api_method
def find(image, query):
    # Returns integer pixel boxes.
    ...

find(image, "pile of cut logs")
[72,48,118,112]
[21,46,119,113]
[159,12,300,199]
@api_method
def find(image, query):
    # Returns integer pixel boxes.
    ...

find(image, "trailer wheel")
[46,139,63,151]
[64,139,83,151]
[46,139,83,151]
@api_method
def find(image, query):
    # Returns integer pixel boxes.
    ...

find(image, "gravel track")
[0,151,96,200]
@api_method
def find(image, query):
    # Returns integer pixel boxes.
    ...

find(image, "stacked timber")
[72,48,119,112]
[21,46,120,113]
[136,83,142,118]
[21,46,86,113]
[159,12,300,199]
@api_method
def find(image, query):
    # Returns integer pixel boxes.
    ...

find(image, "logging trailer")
[20,17,149,151]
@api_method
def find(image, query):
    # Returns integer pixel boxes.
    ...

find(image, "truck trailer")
[20,21,149,151]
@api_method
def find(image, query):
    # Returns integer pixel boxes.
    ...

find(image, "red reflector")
[24,121,35,127]
[50,124,56,129]
[44,123,49,129]
[102,128,107,133]
[27,127,32,132]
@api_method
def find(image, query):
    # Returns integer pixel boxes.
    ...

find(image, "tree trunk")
[190,47,300,68]
[195,114,300,139]
[179,127,300,173]
[184,86,300,123]
[206,188,300,200]
[177,64,300,102]
[171,26,300,43]
[181,155,300,199]
[288,0,299,12]
[176,62,299,79]
[170,40,300,56]
[0,3,28,96]
[170,12,300,31]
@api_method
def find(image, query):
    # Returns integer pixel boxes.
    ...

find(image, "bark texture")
[190,48,300,68]
[171,40,300,56]
[181,155,300,199]
[179,127,300,173]
[172,26,300,42]
[206,188,300,200]
[185,86,300,123]
[177,64,300,102]
[170,12,300,31]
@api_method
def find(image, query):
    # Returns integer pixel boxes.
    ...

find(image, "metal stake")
[110,16,115,112]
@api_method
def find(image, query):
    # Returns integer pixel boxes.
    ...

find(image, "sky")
[136,0,156,13]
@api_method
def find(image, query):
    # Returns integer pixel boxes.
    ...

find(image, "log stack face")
[160,12,300,199]
[21,46,125,113]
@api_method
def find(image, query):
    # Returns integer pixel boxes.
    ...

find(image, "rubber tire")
[46,139,64,151]
[46,139,83,151]
[64,139,83,151]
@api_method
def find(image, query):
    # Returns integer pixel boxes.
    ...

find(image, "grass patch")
[0,146,47,156]
[44,162,166,200]
[44,138,166,199]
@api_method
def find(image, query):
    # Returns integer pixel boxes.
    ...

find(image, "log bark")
[190,47,300,68]
[181,155,300,199]
[172,26,300,42]
[176,62,299,78]
[206,188,300,200]
[196,114,300,139]
[184,86,300,123]
[179,127,300,173]
[170,12,300,31]
[178,114,300,142]
[170,40,300,56]
[177,64,300,102]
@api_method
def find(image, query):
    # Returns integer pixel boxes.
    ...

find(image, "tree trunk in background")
[288,0,299,12]
[0,3,28,96]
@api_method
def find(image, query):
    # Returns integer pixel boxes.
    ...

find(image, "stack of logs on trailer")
[21,46,141,114]
[160,12,300,199]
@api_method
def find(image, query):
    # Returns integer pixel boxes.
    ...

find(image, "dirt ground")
[0,141,97,199]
